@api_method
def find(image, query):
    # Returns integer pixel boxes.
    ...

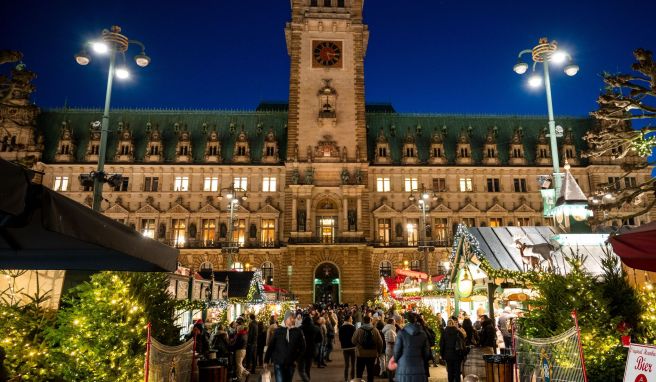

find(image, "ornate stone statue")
[354,169,363,184]
[290,168,300,185]
[340,168,350,185]
[304,167,314,185]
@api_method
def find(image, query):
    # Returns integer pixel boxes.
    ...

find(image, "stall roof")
[211,271,255,299]
[0,158,178,271]
[466,226,612,276]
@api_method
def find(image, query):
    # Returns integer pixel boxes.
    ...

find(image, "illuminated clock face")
[313,41,342,67]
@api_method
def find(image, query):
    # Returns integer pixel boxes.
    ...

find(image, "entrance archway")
[314,262,340,304]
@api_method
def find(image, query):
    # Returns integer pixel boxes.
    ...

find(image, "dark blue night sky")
[3,0,655,116]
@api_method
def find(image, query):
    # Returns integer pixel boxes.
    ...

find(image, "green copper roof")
[38,109,288,164]
[365,113,596,165]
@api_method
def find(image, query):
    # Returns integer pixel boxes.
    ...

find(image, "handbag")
[259,366,271,382]
[387,355,397,371]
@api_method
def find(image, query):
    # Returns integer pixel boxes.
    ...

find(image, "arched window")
[379,261,392,277]
[199,261,213,272]
[410,260,420,272]
[262,261,274,285]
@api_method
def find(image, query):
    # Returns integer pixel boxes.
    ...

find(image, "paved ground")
[250,344,449,382]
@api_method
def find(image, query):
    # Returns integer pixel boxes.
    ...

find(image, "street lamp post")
[409,184,438,274]
[217,183,247,270]
[513,37,579,201]
[75,26,151,212]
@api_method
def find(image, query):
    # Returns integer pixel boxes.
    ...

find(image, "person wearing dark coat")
[439,319,466,382]
[264,311,306,382]
[339,314,357,382]
[299,315,321,382]
[478,317,497,355]
[393,313,431,382]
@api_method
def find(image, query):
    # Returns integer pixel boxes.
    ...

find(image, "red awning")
[431,274,446,283]
[609,222,656,272]
[263,284,288,293]
[395,269,429,280]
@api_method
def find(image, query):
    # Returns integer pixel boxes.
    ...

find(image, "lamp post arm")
[517,49,533,59]
[128,39,146,51]
[92,48,116,212]
[543,58,562,196]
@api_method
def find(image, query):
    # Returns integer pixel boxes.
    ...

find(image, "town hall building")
[1,0,652,305]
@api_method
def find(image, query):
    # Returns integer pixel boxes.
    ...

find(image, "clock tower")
[285,0,369,162]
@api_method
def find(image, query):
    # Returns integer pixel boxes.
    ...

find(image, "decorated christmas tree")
[46,272,180,382]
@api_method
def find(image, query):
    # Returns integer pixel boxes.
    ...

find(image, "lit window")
[203,177,219,192]
[376,177,391,192]
[54,176,69,191]
[232,262,244,272]
[261,219,276,244]
[174,176,189,192]
[262,177,277,192]
[141,219,156,238]
[233,219,246,246]
[201,219,216,244]
[517,218,531,226]
[377,219,391,245]
[407,219,418,246]
[459,178,473,192]
[172,219,186,246]
[404,177,418,192]
[489,218,503,227]
[410,260,421,272]
[234,177,247,191]
[434,218,448,245]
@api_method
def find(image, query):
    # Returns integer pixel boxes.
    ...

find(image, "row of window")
[376,177,529,193]
[376,217,534,246]
[53,176,278,193]
[137,218,277,246]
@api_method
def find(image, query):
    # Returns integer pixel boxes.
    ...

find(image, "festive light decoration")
[46,272,180,382]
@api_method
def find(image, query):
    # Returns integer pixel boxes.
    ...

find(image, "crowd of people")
[187,302,518,382]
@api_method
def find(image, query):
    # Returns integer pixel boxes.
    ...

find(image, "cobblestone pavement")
[249,344,449,382]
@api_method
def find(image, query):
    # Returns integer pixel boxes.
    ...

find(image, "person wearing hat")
[264,310,306,382]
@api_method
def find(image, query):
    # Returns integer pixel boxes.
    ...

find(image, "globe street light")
[513,38,579,204]
[75,26,150,211]
[217,184,247,270]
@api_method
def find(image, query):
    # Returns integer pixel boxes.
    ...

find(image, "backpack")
[361,328,376,349]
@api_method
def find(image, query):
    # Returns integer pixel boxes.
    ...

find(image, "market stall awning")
[461,225,613,276]
[0,159,178,271]
[212,271,255,299]
[263,284,288,293]
[609,222,656,272]
[395,269,429,280]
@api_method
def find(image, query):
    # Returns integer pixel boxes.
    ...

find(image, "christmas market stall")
[449,223,615,320]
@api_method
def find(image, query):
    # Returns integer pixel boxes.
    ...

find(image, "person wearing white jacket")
[381,318,397,382]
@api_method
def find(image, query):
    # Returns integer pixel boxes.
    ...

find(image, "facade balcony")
[287,236,367,245]
[370,239,452,248]
[161,238,281,249]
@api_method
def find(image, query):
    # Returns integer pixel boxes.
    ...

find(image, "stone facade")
[2,1,654,305]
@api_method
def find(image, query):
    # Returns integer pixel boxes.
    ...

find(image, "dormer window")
[487,148,495,158]
[566,148,574,158]
[460,147,469,158]
[406,147,415,157]
[61,144,70,154]
[433,147,441,157]
[237,146,246,156]
[91,145,99,155]
[378,146,387,158]
[150,145,159,155]
[120,145,129,155]
[179,145,189,156]
[512,148,522,158]
[539,148,548,158]
[209,145,219,156]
